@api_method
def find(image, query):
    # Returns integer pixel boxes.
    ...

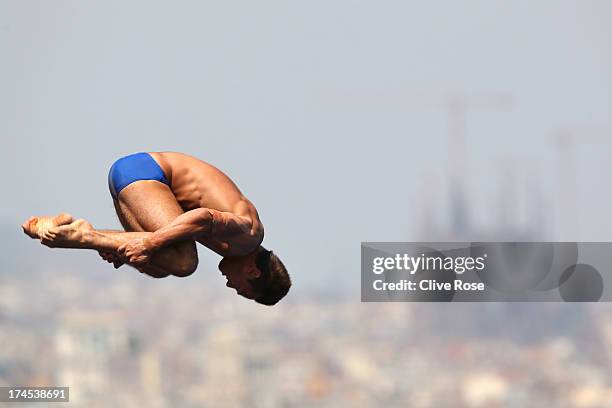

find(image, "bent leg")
[39,218,197,278]
[37,180,198,278]
[113,180,198,277]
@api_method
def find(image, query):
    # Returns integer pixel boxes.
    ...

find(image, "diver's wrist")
[146,233,164,252]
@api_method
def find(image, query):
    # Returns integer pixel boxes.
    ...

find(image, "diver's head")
[218,246,291,305]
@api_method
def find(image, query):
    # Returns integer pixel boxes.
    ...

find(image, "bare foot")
[40,219,94,248]
[22,213,74,239]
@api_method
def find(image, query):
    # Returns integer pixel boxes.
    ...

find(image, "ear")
[246,265,261,279]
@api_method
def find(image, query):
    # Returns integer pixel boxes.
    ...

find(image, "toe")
[22,225,36,238]
[55,213,74,226]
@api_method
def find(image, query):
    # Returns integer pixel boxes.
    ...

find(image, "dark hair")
[250,248,291,306]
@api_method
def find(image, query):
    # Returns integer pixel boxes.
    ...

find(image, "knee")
[173,257,198,277]
[171,245,198,277]
[137,265,171,279]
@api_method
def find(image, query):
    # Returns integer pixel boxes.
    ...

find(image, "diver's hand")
[98,251,124,269]
[118,238,154,266]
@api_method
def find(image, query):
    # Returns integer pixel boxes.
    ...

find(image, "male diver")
[22,152,291,306]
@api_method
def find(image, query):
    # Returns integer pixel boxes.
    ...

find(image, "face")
[218,256,260,300]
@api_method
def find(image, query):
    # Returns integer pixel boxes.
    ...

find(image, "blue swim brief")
[108,152,170,199]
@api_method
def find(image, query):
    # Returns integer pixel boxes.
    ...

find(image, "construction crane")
[551,127,609,240]
[325,87,515,238]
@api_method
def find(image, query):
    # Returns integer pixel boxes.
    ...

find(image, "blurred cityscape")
[2,118,611,407]
[1,249,612,407]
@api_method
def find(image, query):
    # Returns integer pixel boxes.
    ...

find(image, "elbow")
[194,208,215,235]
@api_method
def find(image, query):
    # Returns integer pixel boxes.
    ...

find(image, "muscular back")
[149,152,264,255]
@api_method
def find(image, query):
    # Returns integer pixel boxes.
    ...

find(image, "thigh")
[115,180,185,232]
[113,200,140,232]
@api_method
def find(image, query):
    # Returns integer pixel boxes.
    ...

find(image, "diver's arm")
[146,208,251,251]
